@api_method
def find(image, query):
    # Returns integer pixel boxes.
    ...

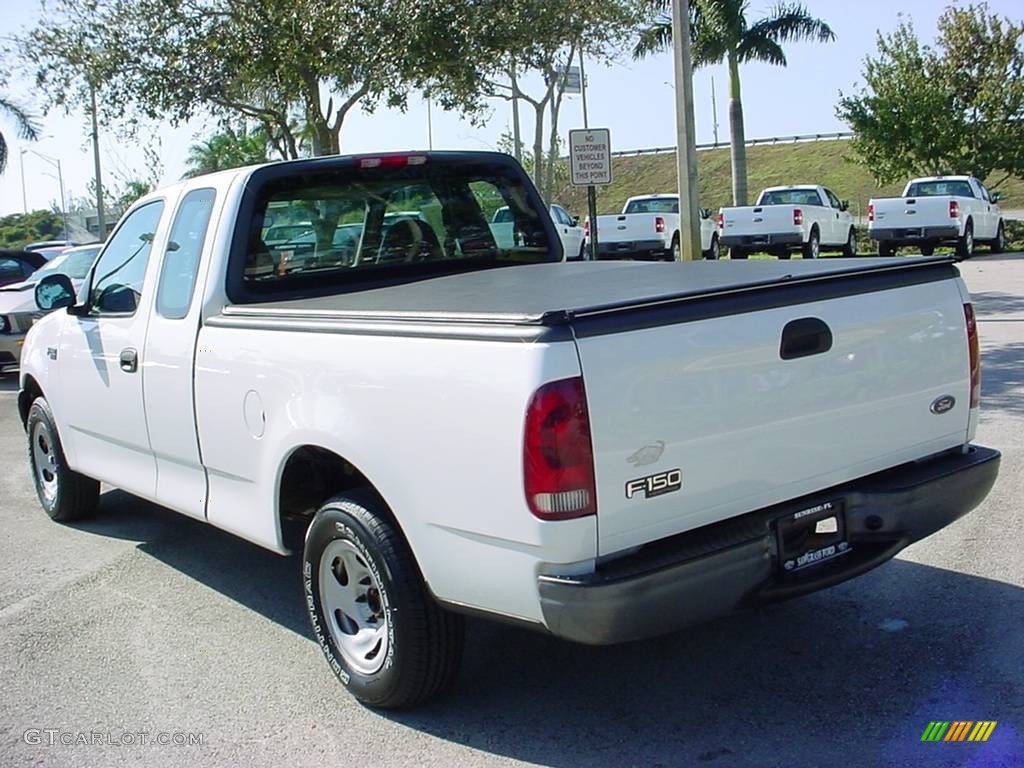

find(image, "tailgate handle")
[780,318,832,360]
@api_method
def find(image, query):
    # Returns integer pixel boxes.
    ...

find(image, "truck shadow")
[73,491,1022,766]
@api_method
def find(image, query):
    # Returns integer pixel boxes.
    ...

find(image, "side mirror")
[991,191,1004,203]
[840,200,850,211]
[571,216,580,226]
[699,208,712,220]
[34,274,76,312]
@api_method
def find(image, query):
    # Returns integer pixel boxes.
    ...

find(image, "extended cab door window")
[90,201,165,314]
[156,189,217,319]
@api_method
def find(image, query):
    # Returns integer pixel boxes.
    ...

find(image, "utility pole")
[510,61,522,162]
[672,0,701,261]
[426,93,433,150]
[90,81,106,238]
[579,46,600,260]
[711,77,720,147]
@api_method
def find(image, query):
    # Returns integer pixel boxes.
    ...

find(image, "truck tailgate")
[872,197,952,228]
[573,266,971,556]
[721,205,798,237]
[597,214,661,243]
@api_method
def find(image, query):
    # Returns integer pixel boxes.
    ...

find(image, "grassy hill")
[552,139,1024,219]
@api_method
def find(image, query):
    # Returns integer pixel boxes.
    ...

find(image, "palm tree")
[635,1,834,205]
[0,94,41,174]
[183,126,272,178]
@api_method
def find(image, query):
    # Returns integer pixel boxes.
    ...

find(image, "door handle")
[119,348,138,373]
[780,318,833,360]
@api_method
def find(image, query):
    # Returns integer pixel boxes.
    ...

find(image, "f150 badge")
[626,469,682,500]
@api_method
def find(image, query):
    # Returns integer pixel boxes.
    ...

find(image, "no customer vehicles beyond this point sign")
[569,128,612,186]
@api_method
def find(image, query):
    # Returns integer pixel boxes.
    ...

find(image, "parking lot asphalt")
[1,255,1022,768]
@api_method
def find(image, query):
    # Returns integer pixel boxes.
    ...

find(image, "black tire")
[578,241,587,261]
[801,227,821,259]
[703,235,719,260]
[920,245,935,257]
[878,242,896,257]
[991,221,1005,254]
[730,247,748,260]
[670,235,681,261]
[26,397,99,522]
[956,221,974,260]
[778,251,792,260]
[303,492,464,709]
[842,228,857,258]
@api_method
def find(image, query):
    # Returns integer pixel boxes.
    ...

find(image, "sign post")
[569,127,612,259]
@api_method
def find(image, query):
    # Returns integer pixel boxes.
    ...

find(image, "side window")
[156,189,217,319]
[553,206,569,225]
[90,201,164,315]
[825,189,842,209]
[0,258,24,282]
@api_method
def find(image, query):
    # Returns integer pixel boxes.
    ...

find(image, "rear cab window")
[229,153,556,303]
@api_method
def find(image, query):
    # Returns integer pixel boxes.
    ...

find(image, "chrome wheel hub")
[319,539,389,675]
[31,421,59,504]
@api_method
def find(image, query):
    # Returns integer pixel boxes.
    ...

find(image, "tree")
[635,1,835,205]
[0,85,40,174]
[183,126,273,178]
[837,4,1024,189]
[20,0,501,159]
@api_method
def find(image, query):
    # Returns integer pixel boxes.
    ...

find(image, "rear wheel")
[26,398,99,522]
[991,221,1005,254]
[303,492,464,708]
[730,247,748,260]
[956,221,974,260]
[801,228,820,259]
[920,245,935,257]
[703,235,719,260]
[842,228,857,258]
[670,235,681,261]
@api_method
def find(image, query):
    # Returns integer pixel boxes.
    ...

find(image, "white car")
[0,244,100,373]
[491,204,586,260]
[589,194,719,260]
[19,151,998,709]
[719,185,857,259]
[869,176,1005,259]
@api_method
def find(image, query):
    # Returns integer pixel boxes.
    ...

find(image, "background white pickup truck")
[719,185,857,260]
[869,176,1006,259]
[19,151,999,709]
[589,194,719,260]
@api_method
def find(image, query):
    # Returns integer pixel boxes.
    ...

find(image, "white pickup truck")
[719,185,857,260]
[869,176,1006,259]
[589,194,719,260]
[19,151,999,709]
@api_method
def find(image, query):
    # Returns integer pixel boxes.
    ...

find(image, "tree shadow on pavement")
[72,491,1023,767]
[979,341,1024,418]
[972,290,1024,317]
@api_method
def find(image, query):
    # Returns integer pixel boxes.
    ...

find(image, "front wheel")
[991,221,1005,254]
[956,221,974,260]
[802,229,820,259]
[26,398,99,522]
[878,242,896,257]
[920,245,935,257]
[303,493,464,708]
[842,228,857,258]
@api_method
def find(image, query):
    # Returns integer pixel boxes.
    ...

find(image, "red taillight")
[950,200,959,219]
[583,219,590,237]
[965,303,981,408]
[523,377,597,521]
[717,212,724,230]
[868,204,875,223]
[793,208,803,226]
[358,154,428,169]
[655,216,665,234]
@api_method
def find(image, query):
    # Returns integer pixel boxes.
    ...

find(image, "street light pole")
[671,0,701,261]
[29,150,69,242]
[19,149,28,214]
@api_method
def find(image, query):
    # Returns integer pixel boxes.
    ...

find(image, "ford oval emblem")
[930,395,956,415]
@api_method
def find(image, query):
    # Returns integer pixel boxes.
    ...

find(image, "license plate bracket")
[775,499,850,575]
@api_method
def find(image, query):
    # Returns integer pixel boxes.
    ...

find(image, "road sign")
[555,65,582,94]
[569,128,612,186]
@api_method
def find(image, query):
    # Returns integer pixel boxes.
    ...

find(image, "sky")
[2,0,1022,218]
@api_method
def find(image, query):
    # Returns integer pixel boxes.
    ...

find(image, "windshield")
[34,247,101,280]
[758,189,823,206]
[234,155,554,301]
[905,180,974,198]
[624,198,678,214]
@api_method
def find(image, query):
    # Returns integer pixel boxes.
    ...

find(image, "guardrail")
[604,132,854,158]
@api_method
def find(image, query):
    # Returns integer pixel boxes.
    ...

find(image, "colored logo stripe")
[921,721,997,742]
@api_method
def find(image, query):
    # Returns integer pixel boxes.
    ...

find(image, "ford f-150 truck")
[589,194,719,260]
[719,185,857,260]
[19,151,999,709]
[869,176,1006,259]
